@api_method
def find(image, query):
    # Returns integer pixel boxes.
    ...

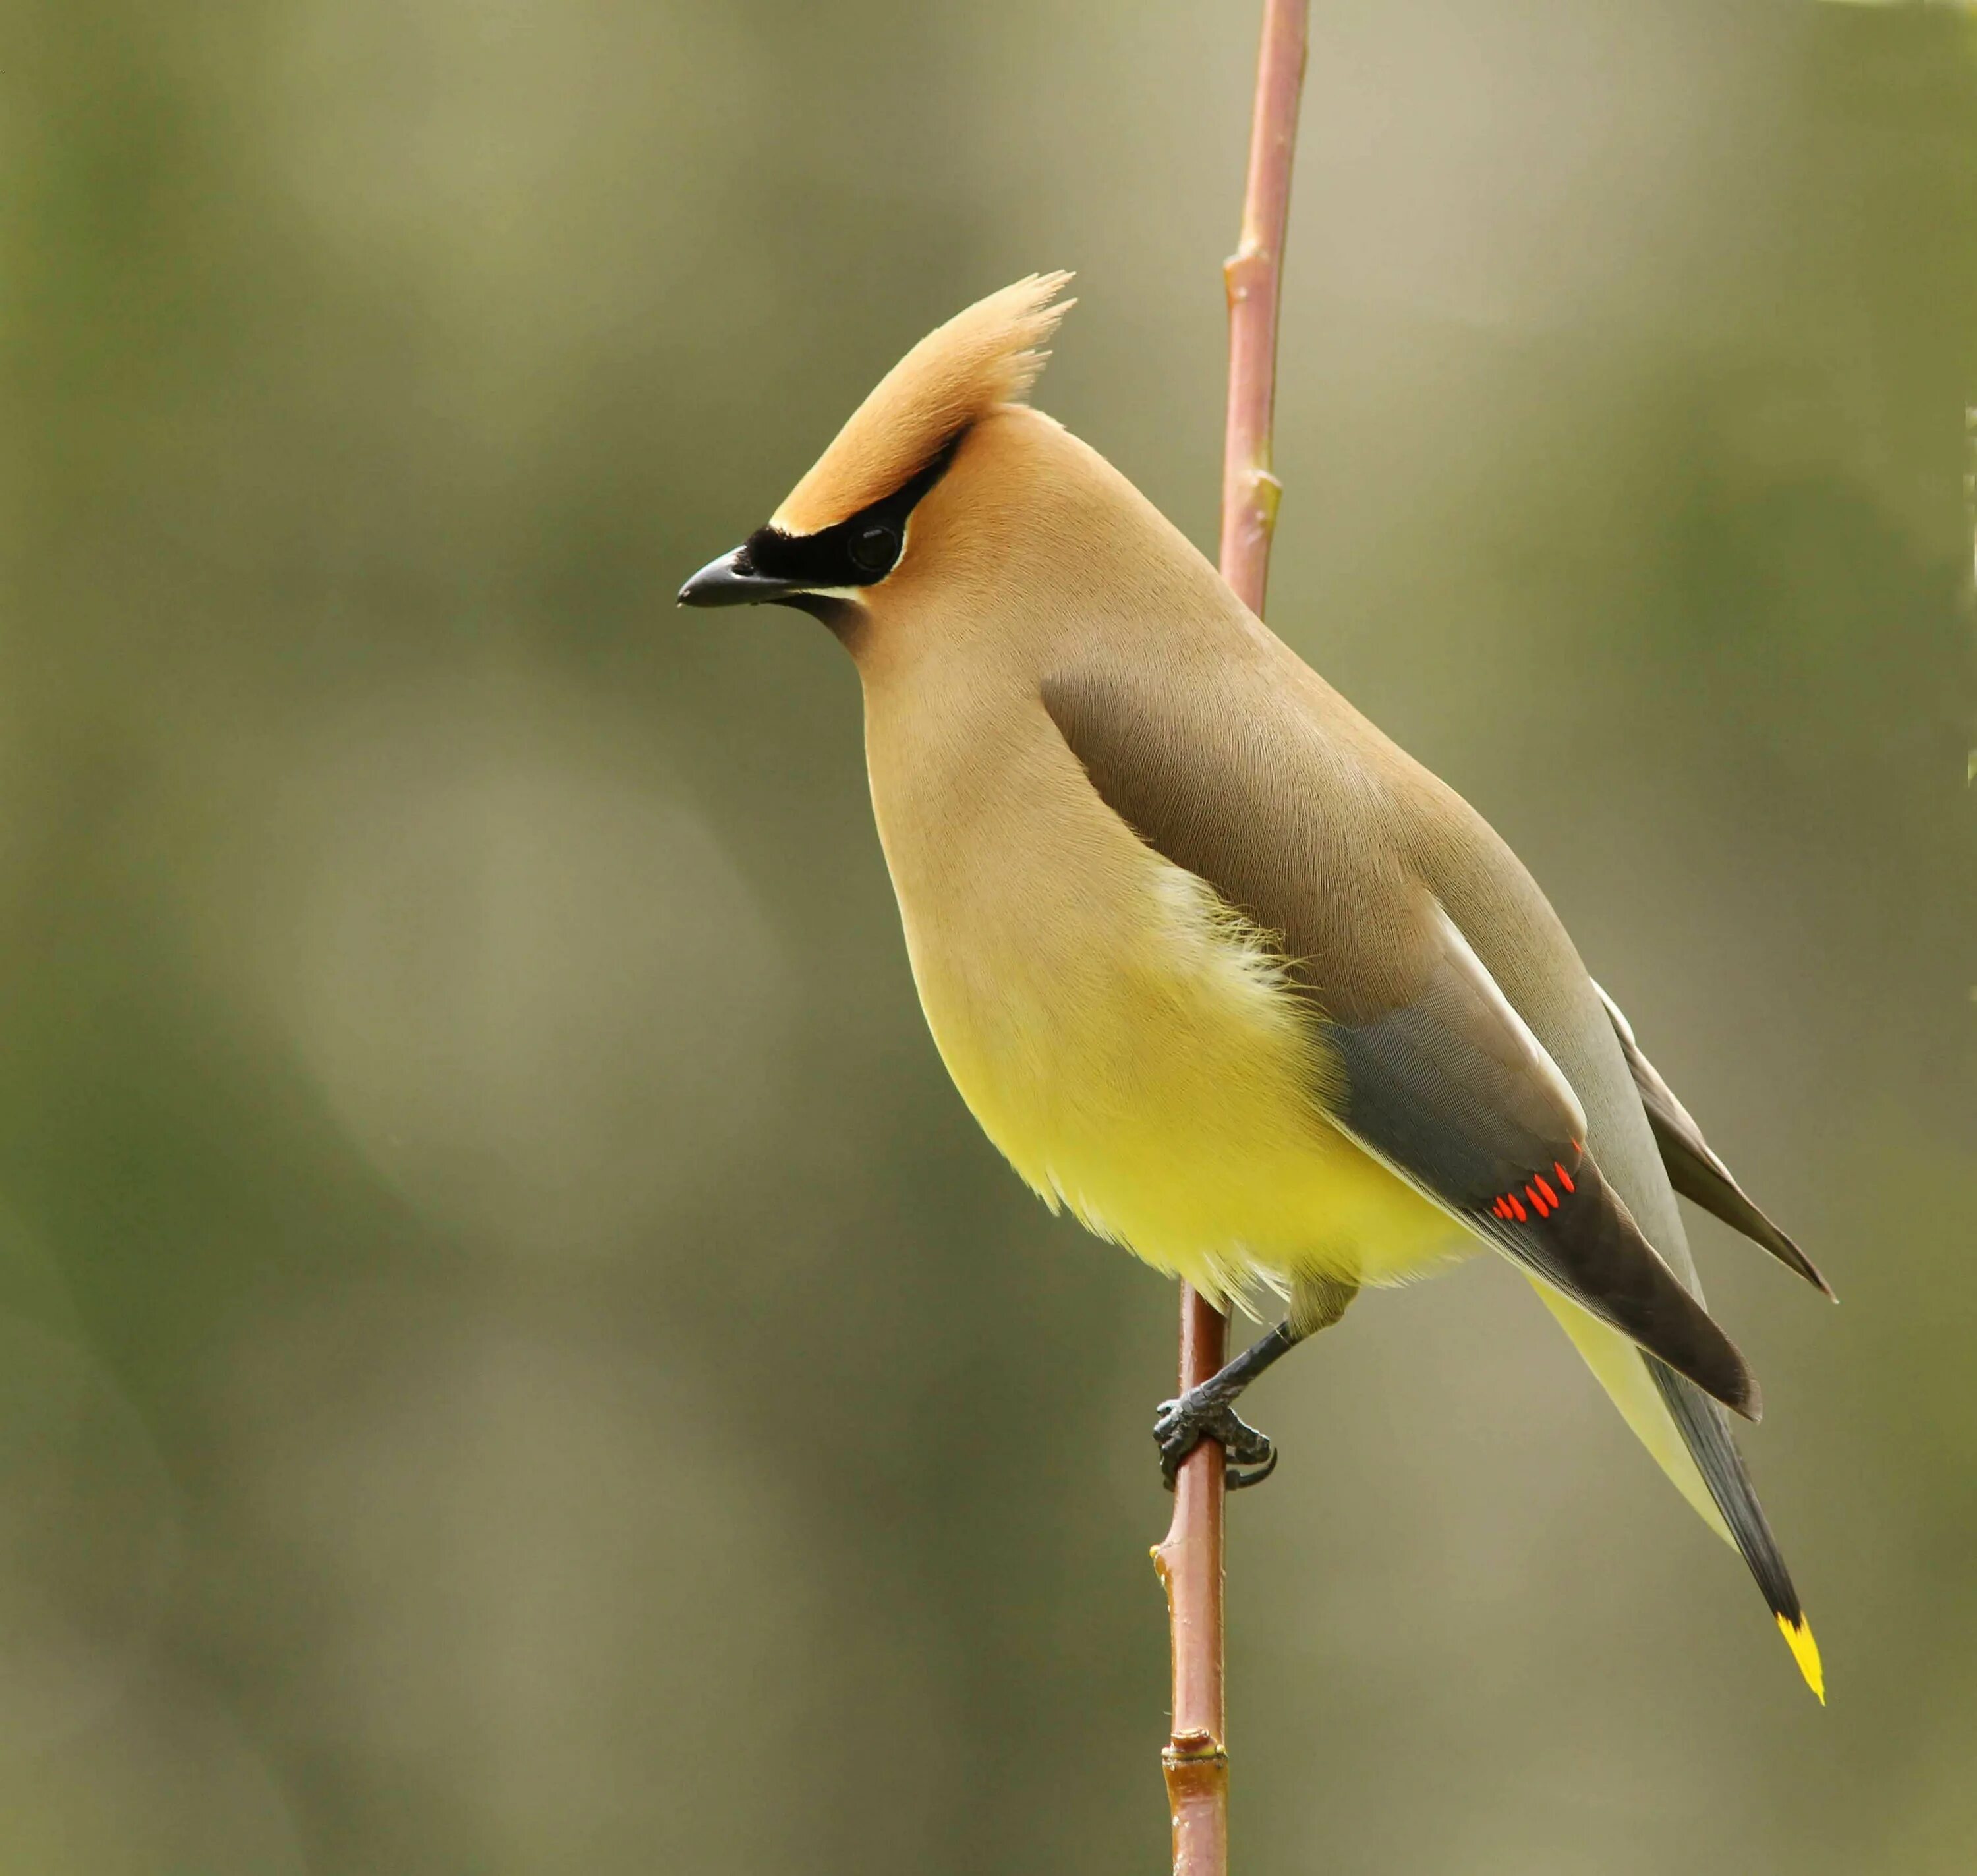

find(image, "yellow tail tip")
[1777,1613,1825,1704]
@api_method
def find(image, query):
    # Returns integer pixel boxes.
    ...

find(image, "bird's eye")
[848,523,900,576]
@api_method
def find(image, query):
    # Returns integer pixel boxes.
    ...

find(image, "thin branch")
[1151,1289,1233,1874]
[1151,5,1309,1873]
[1219,0,1309,613]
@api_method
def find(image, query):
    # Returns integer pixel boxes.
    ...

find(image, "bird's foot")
[1153,1391,1278,1492]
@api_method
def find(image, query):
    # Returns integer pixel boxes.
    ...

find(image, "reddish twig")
[1151,5,1309,1873]
[1218,0,1308,610]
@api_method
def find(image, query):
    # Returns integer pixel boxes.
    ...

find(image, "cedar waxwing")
[679,274,1831,1698]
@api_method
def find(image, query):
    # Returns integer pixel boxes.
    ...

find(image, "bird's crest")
[772,272,1075,536]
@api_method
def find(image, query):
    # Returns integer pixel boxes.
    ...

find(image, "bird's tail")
[1530,1282,1824,1702]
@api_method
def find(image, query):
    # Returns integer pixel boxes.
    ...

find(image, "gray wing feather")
[1329,919,1759,1420]
[1594,984,1833,1298]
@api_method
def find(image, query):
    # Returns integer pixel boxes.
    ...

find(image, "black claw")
[1226,1446,1278,1490]
[1153,1394,1278,1492]
[1219,1415,1273,1467]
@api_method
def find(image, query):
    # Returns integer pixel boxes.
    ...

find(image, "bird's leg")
[1153,1274,1357,1492]
[1154,1322,1300,1491]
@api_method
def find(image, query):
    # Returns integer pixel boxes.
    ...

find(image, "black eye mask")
[739,430,965,592]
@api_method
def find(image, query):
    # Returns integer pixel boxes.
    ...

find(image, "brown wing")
[1041,668,1760,1419]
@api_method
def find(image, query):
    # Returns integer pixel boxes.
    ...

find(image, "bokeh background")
[0,1,1972,1870]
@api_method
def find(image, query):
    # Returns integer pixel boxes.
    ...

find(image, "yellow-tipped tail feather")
[1777,1613,1825,1703]
[1533,1287,1823,1703]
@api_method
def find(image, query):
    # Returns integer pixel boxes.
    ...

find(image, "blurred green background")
[0,1,1972,1870]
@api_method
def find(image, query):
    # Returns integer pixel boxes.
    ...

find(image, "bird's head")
[678,273,1077,644]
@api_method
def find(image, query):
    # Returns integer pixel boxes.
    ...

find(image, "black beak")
[677,546,806,609]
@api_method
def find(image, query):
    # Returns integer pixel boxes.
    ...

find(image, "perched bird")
[680,275,1831,1698]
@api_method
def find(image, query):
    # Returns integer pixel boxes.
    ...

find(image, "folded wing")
[1041,671,1759,1419]
[1594,982,1833,1299]
[1332,917,1759,1417]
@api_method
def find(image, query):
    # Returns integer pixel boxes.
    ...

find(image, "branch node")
[1163,1730,1228,1767]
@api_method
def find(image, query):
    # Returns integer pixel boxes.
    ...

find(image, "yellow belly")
[907,850,1467,1309]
